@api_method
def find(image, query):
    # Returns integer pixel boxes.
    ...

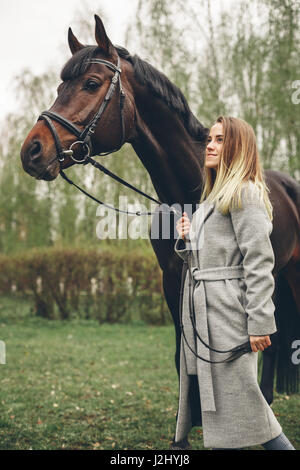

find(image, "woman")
[173,116,295,450]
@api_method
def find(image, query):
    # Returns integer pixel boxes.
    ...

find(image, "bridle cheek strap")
[38,55,125,164]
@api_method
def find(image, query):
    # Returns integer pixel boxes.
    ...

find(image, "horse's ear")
[68,27,84,55]
[94,14,117,58]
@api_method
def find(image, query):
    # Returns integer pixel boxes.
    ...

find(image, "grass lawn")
[0,296,299,450]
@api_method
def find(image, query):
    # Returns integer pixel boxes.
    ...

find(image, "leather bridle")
[37,55,181,217]
[38,56,125,164]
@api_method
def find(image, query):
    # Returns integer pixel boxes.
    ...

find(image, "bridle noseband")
[38,56,126,164]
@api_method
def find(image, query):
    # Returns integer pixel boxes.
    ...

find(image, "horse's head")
[21,15,136,181]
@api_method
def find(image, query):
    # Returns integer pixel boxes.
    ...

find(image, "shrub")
[0,247,172,325]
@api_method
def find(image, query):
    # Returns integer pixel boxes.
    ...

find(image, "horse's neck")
[130,94,205,206]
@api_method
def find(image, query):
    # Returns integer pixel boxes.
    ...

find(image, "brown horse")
[21,16,300,415]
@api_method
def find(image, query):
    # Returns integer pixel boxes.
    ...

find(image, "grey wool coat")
[174,181,282,449]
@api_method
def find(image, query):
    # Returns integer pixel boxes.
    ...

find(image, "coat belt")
[191,265,245,281]
[183,264,245,412]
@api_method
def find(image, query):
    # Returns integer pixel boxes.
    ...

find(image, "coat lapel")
[185,200,215,265]
[194,200,215,249]
[203,200,215,223]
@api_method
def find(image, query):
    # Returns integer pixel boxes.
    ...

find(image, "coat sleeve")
[230,186,277,336]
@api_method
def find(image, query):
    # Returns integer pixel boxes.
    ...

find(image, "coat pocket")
[225,278,247,314]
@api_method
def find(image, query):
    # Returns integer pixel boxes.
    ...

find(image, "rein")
[38,55,181,218]
[179,251,252,364]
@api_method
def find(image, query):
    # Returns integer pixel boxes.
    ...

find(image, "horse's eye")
[84,79,101,91]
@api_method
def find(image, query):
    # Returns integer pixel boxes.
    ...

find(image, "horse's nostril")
[29,141,42,161]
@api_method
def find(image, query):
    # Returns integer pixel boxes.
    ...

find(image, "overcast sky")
[0,0,138,118]
[0,0,241,122]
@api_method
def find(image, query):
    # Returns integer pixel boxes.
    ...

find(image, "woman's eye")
[84,80,100,91]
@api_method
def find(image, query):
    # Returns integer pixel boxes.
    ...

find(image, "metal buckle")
[68,141,90,163]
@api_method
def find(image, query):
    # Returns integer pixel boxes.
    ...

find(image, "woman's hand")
[176,212,191,240]
[249,335,271,352]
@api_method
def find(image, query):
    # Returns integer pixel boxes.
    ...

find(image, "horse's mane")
[61,45,208,143]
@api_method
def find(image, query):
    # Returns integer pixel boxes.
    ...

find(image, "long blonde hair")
[200,116,273,220]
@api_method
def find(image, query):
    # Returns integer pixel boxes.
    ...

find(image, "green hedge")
[0,247,171,325]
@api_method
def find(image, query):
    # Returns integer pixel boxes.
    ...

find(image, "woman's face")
[205,122,223,169]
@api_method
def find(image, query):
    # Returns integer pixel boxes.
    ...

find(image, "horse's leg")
[260,241,300,402]
[150,210,183,376]
[262,256,300,399]
[161,262,182,375]
[275,252,300,395]
[162,264,200,449]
